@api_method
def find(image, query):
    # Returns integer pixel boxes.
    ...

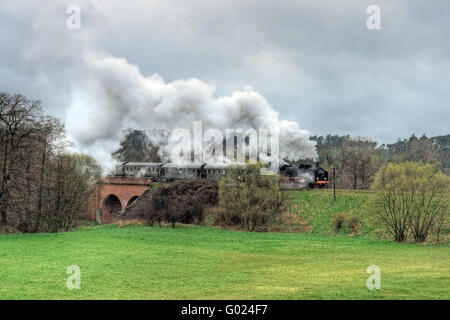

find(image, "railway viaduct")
[87,176,152,223]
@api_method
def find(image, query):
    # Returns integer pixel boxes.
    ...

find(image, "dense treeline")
[0,92,101,233]
[309,134,449,190]
[113,129,449,191]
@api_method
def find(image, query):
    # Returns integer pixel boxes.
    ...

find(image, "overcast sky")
[1,0,449,147]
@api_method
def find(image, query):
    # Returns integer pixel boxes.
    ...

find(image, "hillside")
[289,190,375,236]
[289,189,449,242]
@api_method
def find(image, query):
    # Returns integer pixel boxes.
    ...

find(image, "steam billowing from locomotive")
[66,54,317,169]
[6,1,317,170]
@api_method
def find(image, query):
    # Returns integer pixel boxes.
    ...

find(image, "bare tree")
[0,93,40,233]
[0,92,101,233]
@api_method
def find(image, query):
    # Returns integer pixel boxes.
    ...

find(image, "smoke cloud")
[66,51,317,168]
[2,0,317,171]
[2,0,450,169]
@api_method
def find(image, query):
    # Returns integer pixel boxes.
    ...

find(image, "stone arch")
[127,195,139,208]
[102,194,122,220]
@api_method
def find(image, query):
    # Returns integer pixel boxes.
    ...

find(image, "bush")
[123,179,218,228]
[370,162,450,242]
[217,163,288,231]
[347,216,361,235]
[274,207,312,233]
[333,213,346,231]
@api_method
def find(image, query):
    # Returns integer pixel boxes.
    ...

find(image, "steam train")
[114,162,329,189]
[279,163,329,188]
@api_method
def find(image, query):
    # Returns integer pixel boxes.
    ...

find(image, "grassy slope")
[288,189,375,236]
[0,224,448,299]
[289,189,449,241]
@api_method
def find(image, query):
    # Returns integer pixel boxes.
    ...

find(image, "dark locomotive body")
[114,162,329,189]
[280,163,329,189]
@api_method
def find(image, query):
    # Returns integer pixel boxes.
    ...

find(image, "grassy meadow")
[0,208,449,299]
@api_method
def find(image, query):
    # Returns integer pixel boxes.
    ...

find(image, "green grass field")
[1,221,449,299]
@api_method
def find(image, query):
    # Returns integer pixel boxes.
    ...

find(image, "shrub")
[274,212,312,233]
[347,216,361,235]
[217,163,288,231]
[333,213,346,231]
[370,162,450,242]
[123,179,218,228]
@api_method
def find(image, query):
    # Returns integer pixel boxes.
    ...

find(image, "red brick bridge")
[87,177,152,223]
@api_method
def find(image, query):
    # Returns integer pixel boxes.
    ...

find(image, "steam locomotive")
[114,162,329,189]
[279,163,329,188]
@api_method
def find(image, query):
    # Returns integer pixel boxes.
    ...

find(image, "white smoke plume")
[67,53,317,169]
[3,1,317,171]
